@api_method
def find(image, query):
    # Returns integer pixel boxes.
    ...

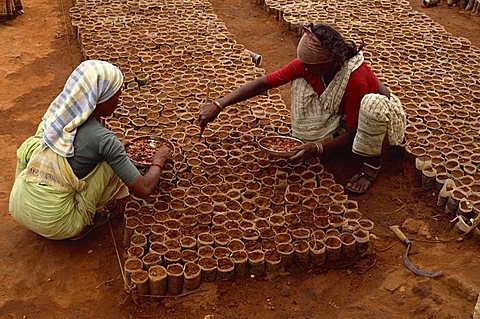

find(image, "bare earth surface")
[0,0,479,318]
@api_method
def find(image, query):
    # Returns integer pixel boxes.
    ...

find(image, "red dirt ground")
[1,0,479,318]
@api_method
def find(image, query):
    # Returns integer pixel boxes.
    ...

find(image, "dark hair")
[308,23,364,64]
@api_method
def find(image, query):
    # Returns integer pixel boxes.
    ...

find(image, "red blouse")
[266,58,379,129]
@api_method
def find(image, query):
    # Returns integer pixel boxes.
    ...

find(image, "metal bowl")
[125,135,175,168]
[257,135,304,157]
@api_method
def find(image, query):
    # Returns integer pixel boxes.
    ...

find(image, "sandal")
[345,162,381,195]
[69,211,110,241]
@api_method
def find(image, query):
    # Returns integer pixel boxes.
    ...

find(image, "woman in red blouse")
[199,23,405,194]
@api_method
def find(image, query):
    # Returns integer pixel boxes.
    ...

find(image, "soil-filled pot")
[124,257,143,289]
[166,263,184,295]
[197,232,215,248]
[309,240,326,266]
[445,188,465,216]
[213,246,230,259]
[227,239,245,253]
[142,252,161,270]
[265,250,282,273]
[457,198,474,219]
[181,249,199,264]
[127,246,144,259]
[340,232,357,258]
[217,258,235,281]
[248,250,266,276]
[421,166,437,190]
[131,270,149,295]
[358,219,374,231]
[123,216,140,247]
[214,233,230,247]
[183,262,202,291]
[437,179,455,207]
[164,249,182,266]
[274,232,292,245]
[243,228,260,242]
[231,250,249,277]
[293,240,310,264]
[198,257,217,282]
[276,243,294,267]
[148,265,167,296]
[353,229,370,255]
[291,228,311,241]
[130,234,148,250]
[198,245,214,259]
[180,236,197,250]
[324,235,342,263]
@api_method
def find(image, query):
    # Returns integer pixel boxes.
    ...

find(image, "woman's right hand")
[198,102,222,130]
[152,146,172,166]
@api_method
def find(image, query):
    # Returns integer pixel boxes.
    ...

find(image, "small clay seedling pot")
[198,257,217,282]
[353,229,370,255]
[127,246,144,259]
[291,228,311,241]
[276,243,294,267]
[242,228,260,242]
[166,263,184,295]
[149,243,168,259]
[181,249,199,264]
[148,265,167,296]
[248,250,266,276]
[445,188,465,216]
[328,215,345,230]
[183,262,202,291]
[324,235,342,263]
[123,217,140,247]
[457,198,474,219]
[437,179,455,207]
[142,252,161,270]
[227,239,245,253]
[231,250,249,277]
[198,245,214,259]
[130,234,147,251]
[340,233,357,258]
[213,246,230,259]
[309,240,326,266]
[421,166,437,190]
[217,258,235,281]
[180,236,197,250]
[131,270,149,296]
[197,232,215,248]
[214,233,230,247]
[124,257,143,289]
[164,249,182,266]
[265,251,282,273]
[274,232,292,245]
[358,219,375,231]
[293,240,310,264]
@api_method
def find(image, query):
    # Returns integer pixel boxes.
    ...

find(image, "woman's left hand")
[288,142,323,162]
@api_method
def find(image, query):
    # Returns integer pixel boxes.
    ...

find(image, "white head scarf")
[42,60,123,157]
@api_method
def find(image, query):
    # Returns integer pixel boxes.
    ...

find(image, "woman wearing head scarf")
[9,60,171,240]
[199,23,405,195]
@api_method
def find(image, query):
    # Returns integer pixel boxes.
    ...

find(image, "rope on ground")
[108,219,131,293]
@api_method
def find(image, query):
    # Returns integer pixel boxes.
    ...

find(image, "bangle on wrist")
[314,142,323,155]
[212,100,223,111]
[151,163,163,170]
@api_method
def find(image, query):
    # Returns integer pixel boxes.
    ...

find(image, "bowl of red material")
[125,135,175,168]
[257,135,303,157]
